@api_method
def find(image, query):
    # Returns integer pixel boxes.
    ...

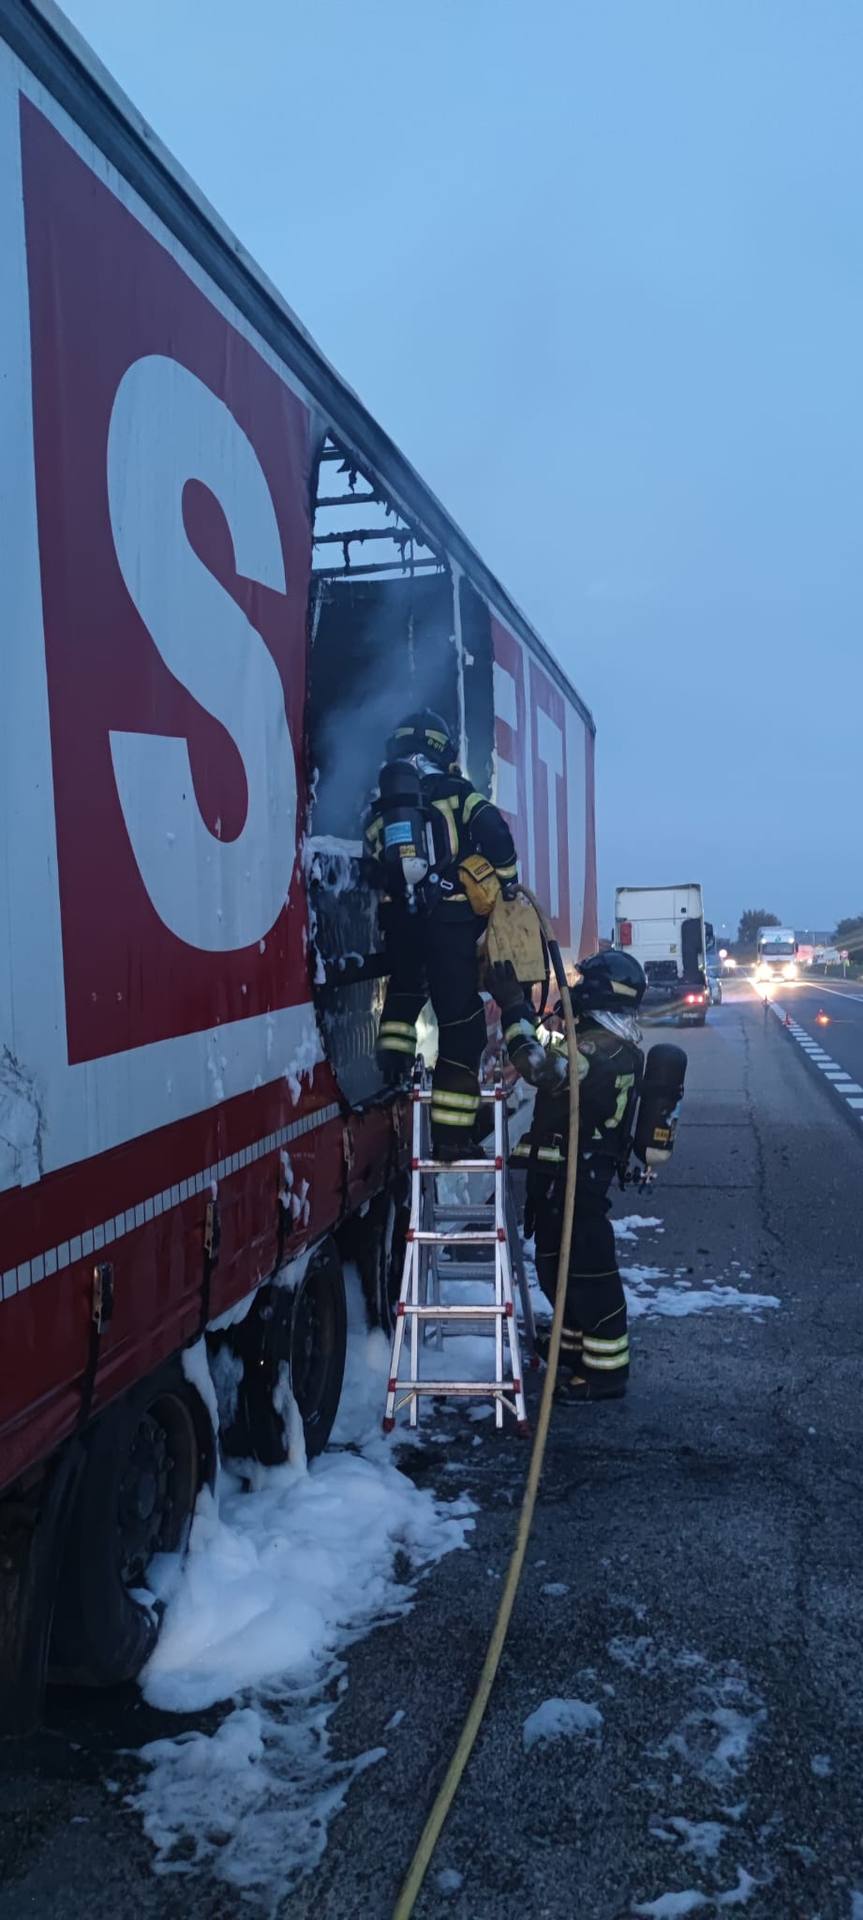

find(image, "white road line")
[769,998,863,1125]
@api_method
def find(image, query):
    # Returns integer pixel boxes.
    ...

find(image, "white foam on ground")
[623,1266,780,1321]
[522,1697,603,1751]
[632,1894,710,1917]
[650,1667,767,1790]
[650,1817,727,1863]
[715,1869,759,1907]
[132,1269,474,1895]
[614,1215,664,1241]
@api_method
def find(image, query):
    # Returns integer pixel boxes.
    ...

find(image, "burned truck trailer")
[0,0,597,1723]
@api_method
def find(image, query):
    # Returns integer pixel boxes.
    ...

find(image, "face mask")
[592,1008,642,1045]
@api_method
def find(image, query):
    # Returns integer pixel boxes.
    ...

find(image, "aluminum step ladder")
[383,1063,536,1433]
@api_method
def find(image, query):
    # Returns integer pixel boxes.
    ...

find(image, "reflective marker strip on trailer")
[0,1101,342,1302]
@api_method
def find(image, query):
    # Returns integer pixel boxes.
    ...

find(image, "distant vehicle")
[706,962,723,1006]
[614,884,713,1025]
[796,944,815,969]
[755,927,798,982]
[813,945,842,968]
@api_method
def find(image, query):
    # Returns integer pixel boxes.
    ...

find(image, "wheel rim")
[116,1392,199,1588]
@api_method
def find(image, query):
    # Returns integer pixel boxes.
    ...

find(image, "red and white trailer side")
[0,0,596,1724]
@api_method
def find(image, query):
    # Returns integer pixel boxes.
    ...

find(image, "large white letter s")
[107,355,296,953]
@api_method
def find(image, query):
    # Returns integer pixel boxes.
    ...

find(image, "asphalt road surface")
[2,985,862,1919]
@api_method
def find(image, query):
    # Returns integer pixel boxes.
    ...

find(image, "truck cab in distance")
[614,884,714,1026]
[755,928,798,983]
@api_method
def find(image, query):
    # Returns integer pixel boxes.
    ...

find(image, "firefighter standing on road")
[364,709,541,1159]
[514,950,647,1403]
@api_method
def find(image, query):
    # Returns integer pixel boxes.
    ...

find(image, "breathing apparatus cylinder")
[633,1042,687,1168]
[377,759,435,914]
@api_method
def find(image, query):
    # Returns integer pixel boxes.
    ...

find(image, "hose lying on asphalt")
[392,886,580,1920]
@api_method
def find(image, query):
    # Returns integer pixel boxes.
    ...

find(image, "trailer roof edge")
[4,0,595,734]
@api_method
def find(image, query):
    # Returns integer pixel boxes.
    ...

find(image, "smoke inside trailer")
[305,571,497,1104]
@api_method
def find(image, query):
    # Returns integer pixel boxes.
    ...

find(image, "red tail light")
[685,992,706,1005]
[619,920,632,946]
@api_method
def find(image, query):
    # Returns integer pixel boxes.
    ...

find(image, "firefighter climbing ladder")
[383,1063,535,1433]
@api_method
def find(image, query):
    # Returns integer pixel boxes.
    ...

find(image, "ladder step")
[394,1381,520,1396]
[415,1159,493,1173]
[412,1229,498,1245]
[432,1262,504,1280]
[432,1204,495,1222]
[401,1303,509,1320]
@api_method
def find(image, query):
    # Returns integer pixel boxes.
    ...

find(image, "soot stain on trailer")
[0,1047,45,1192]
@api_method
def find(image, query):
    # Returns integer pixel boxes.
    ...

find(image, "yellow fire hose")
[392,888,580,1919]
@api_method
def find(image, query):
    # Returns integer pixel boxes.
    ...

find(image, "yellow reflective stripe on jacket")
[582,1333,630,1356]
[582,1349,630,1371]
[432,795,461,858]
[606,1072,636,1129]
[379,1020,417,1038]
[378,1035,417,1055]
[495,859,518,880]
[504,1018,537,1044]
[462,790,487,824]
[430,1106,476,1126]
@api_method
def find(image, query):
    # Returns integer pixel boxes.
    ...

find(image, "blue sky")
[63,0,863,936]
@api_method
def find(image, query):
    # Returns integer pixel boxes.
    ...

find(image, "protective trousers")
[534,1157,629,1392]
[377,905,488,1152]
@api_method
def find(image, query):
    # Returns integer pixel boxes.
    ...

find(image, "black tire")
[338,1180,409,1338]
[220,1237,347,1465]
[50,1360,216,1688]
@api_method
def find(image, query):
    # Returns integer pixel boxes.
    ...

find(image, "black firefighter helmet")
[385,709,456,772]
[569,949,646,1015]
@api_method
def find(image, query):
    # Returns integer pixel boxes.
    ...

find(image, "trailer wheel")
[334,1183,408,1336]
[49,1361,216,1688]
[369,1182,409,1337]
[221,1238,347,1466]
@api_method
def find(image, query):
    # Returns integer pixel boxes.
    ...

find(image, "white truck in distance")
[756,928,798,983]
[614,884,713,1025]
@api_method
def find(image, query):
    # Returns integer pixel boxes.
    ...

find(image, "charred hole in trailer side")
[304,439,463,1106]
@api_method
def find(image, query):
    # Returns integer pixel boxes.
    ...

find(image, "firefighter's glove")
[485,958,523,1011]
[534,1046,569,1094]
